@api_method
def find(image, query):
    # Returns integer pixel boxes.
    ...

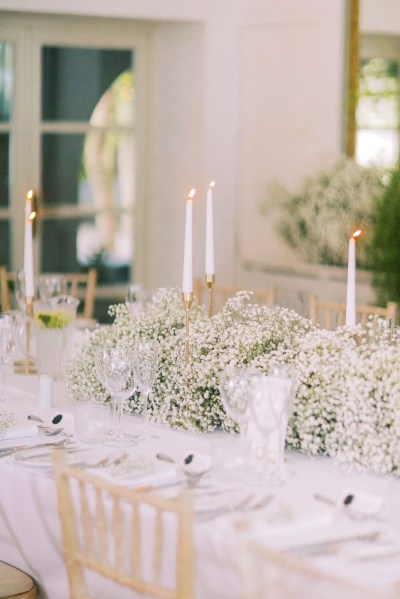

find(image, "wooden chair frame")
[52,451,194,599]
[0,267,97,320]
[194,278,277,314]
[309,293,397,329]
[237,525,396,599]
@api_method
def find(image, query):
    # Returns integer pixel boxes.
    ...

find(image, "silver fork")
[197,493,255,522]
[78,453,128,469]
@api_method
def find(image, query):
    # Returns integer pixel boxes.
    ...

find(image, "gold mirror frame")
[345,0,360,158]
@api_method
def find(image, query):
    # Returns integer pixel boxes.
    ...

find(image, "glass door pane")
[40,46,135,287]
[0,41,13,268]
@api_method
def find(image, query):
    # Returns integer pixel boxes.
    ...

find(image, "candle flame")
[209,181,215,189]
[187,188,196,200]
[352,229,362,239]
[29,211,37,221]
[26,190,33,201]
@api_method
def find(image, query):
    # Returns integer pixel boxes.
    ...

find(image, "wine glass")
[37,274,67,300]
[250,364,296,482]
[125,284,147,316]
[133,340,160,440]
[14,271,27,312]
[0,313,16,402]
[218,367,253,436]
[100,345,138,447]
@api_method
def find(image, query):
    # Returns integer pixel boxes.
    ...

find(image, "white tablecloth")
[1,369,400,598]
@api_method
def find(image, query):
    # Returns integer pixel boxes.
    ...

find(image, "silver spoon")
[27,414,73,438]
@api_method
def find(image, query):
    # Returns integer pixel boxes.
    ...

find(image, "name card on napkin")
[2,422,38,441]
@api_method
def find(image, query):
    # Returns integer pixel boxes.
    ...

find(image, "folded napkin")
[2,422,38,441]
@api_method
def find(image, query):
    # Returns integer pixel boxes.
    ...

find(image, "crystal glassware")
[100,345,138,447]
[125,284,148,316]
[0,313,16,402]
[74,402,112,444]
[250,364,296,482]
[133,340,160,440]
[37,274,67,300]
[218,367,253,436]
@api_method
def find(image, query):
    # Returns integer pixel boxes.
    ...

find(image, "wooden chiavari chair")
[194,278,277,314]
[309,293,397,330]
[52,451,194,599]
[0,267,97,320]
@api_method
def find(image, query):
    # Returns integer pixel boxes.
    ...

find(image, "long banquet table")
[1,368,400,599]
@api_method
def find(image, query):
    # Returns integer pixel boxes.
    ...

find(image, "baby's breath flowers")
[0,411,16,438]
[65,287,400,477]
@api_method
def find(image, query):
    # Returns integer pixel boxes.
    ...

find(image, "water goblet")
[37,273,67,300]
[101,345,138,447]
[250,364,296,482]
[218,367,253,437]
[125,284,147,316]
[0,313,16,402]
[133,340,160,440]
[14,270,27,312]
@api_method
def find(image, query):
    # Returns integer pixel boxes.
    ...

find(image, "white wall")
[0,0,348,305]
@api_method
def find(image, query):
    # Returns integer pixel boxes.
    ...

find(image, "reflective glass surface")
[0,42,12,122]
[41,216,131,284]
[0,134,9,207]
[42,129,134,208]
[0,221,9,266]
[42,47,132,122]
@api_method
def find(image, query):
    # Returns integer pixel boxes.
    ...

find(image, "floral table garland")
[65,288,400,477]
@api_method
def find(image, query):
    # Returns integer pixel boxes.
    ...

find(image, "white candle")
[345,229,361,327]
[24,190,35,299]
[182,188,196,294]
[205,181,215,276]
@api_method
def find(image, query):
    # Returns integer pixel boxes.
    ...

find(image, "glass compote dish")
[133,340,160,440]
[0,313,16,403]
[97,345,139,447]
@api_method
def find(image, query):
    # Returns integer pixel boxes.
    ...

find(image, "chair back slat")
[194,278,277,314]
[309,294,397,330]
[238,526,398,599]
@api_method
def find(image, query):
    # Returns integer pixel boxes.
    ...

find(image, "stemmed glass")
[218,367,253,437]
[0,314,16,402]
[37,274,67,300]
[250,364,296,482]
[125,284,148,316]
[133,340,160,440]
[97,345,138,447]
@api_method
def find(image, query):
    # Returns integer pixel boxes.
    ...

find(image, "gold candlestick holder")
[14,296,37,375]
[205,274,215,318]
[182,292,193,365]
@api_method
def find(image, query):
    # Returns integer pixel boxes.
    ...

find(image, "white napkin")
[2,422,38,440]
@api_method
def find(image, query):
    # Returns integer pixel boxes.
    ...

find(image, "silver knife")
[285,531,381,556]
[0,439,68,455]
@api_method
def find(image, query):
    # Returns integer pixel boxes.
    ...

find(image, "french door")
[0,13,147,304]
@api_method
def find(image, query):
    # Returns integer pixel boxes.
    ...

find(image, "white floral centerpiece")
[261,158,385,268]
[65,288,400,477]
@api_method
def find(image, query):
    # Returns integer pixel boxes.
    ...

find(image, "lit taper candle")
[182,188,196,294]
[24,190,36,299]
[205,181,215,276]
[345,228,362,327]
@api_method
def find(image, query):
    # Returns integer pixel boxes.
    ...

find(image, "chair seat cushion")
[0,562,37,598]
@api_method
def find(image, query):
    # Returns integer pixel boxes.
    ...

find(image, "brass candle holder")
[14,296,37,375]
[205,274,215,318]
[182,292,193,365]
